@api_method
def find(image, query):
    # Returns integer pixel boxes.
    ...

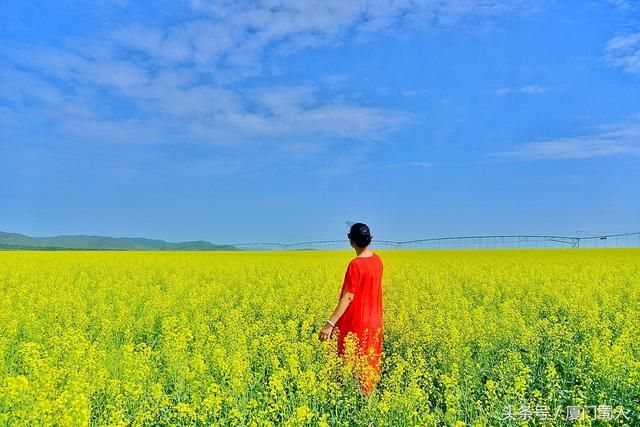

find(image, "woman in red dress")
[318,223,384,396]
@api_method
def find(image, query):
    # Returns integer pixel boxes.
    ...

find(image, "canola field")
[0,249,639,426]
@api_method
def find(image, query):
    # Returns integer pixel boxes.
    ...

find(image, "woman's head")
[348,223,372,248]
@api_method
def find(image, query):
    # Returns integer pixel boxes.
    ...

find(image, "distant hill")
[0,231,239,251]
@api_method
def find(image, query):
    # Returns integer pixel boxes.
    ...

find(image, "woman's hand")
[318,323,334,342]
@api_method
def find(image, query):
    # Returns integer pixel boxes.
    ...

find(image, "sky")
[1,0,639,244]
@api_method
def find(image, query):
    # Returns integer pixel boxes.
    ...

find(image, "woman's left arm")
[318,291,354,341]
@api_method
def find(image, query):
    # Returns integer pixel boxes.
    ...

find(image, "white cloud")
[320,74,350,87]
[382,161,433,168]
[605,32,640,74]
[520,84,549,94]
[0,55,412,148]
[493,116,640,159]
[0,0,534,170]
[495,84,550,96]
[106,0,537,73]
[0,66,65,105]
[607,0,640,11]
[604,0,640,74]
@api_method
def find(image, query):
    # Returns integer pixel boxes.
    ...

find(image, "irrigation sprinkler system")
[228,232,640,251]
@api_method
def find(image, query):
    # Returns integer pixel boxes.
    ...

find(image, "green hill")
[0,231,239,251]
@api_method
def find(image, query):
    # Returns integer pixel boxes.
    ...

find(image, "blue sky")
[1,0,639,244]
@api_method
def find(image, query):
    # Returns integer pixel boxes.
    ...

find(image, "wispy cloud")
[0,0,537,173]
[607,0,639,11]
[495,84,551,96]
[1,1,531,138]
[381,161,433,168]
[0,52,413,149]
[520,84,550,94]
[86,0,537,81]
[493,116,640,159]
[604,0,640,75]
[184,0,536,65]
[605,32,640,74]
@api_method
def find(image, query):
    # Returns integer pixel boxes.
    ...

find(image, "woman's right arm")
[328,291,354,325]
[318,291,353,341]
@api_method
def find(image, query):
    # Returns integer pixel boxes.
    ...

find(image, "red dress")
[333,252,384,396]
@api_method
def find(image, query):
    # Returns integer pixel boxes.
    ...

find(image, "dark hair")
[348,223,372,248]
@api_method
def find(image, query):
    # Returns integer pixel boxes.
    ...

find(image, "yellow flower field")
[0,249,638,426]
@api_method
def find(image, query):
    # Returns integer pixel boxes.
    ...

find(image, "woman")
[318,223,384,396]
